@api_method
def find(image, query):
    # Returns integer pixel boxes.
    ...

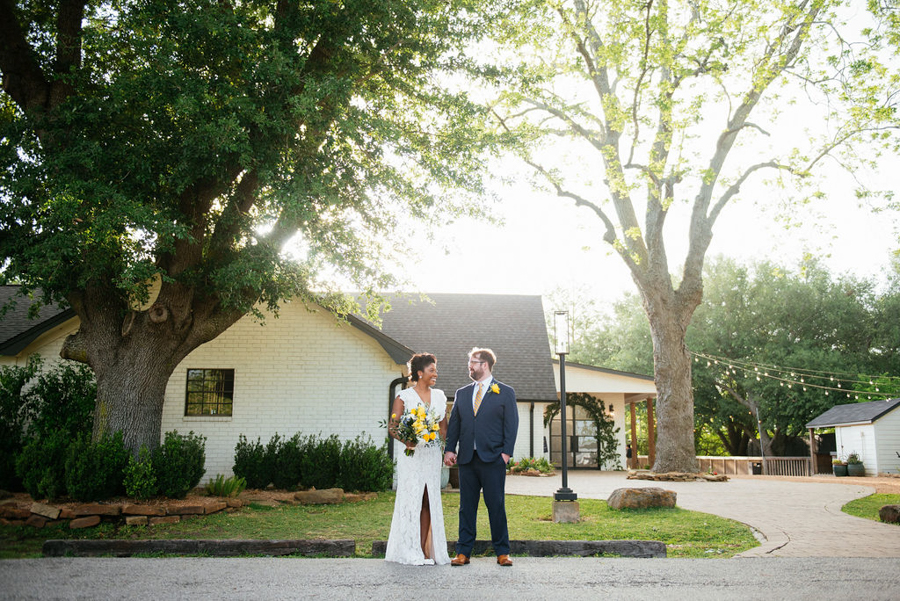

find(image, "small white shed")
[806,398,900,476]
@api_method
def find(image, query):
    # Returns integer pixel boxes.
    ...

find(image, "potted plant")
[832,456,848,477]
[846,452,865,477]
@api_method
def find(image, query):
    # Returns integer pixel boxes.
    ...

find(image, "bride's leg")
[420,486,434,559]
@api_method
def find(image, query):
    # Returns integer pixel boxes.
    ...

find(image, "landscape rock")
[69,515,101,529]
[879,504,900,524]
[628,471,726,482]
[125,516,148,526]
[294,488,344,505]
[30,502,61,520]
[171,505,205,515]
[122,504,166,517]
[0,506,31,520]
[25,514,48,528]
[204,501,228,514]
[607,487,677,510]
[73,504,121,517]
[149,516,180,526]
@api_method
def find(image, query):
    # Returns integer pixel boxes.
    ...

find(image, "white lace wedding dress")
[384,387,451,566]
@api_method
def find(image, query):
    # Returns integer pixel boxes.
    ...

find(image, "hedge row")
[233,433,393,492]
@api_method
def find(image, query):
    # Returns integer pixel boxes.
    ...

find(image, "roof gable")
[376,293,557,401]
[0,287,74,356]
[806,397,900,428]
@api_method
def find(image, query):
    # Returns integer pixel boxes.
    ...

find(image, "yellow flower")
[391,413,397,419]
[431,423,439,431]
[491,383,500,394]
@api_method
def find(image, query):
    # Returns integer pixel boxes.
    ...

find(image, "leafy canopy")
[0,0,499,316]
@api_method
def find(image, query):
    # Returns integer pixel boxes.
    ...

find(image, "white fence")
[635,455,812,476]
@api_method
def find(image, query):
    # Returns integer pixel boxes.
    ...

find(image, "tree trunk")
[61,283,243,455]
[644,295,700,474]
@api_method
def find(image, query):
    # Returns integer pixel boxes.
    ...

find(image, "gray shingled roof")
[0,287,74,355]
[0,287,558,403]
[377,293,557,402]
[806,398,900,428]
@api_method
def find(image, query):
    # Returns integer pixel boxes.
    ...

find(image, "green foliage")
[23,362,96,441]
[338,435,393,493]
[270,433,304,491]
[0,358,40,491]
[232,432,393,493]
[232,435,273,490]
[507,456,554,474]
[300,434,343,490]
[64,431,129,502]
[152,431,207,499]
[0,0,497,315]
[124,445,158,500]
[15,430,70,500]
[205,474,247,498]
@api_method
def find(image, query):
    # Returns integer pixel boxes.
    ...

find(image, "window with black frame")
[185,368,234,416]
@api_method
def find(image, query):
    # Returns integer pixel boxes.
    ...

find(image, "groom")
[444,347,519,567]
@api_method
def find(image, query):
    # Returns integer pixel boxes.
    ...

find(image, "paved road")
[505,471,900,557]
[1,556,899,601]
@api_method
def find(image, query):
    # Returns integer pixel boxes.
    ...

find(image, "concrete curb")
[42,538,356,557]
[42,538,666,558]
[371,539,666,558]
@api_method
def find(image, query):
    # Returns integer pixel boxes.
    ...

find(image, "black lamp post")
[554,310,577,502]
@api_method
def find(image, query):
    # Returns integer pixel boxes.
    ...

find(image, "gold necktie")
[474,383,484,415]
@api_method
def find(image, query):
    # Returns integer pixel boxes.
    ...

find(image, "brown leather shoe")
[497,554,513,567]
[450,553,470,566]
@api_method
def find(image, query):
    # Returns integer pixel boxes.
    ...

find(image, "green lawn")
[0,492,759,559]
[842,493,900,523]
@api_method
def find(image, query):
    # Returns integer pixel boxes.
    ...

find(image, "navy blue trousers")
[456,454,510,557]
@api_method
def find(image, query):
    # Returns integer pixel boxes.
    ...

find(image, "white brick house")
[1,287,659,476]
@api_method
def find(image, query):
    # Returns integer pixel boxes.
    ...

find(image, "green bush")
[338,434,393,492]
[0,358,96,493]
[232,435,272,489]
[152,431,206,499]
[0,358,39,491]
[300,434,342,490]
[64,431,129,501]
[507,456,555,474]
[205,474,247,497]
[24,362,96,440]
[272,433,306,490]
[124,445,158,500]
[15,429,70,500]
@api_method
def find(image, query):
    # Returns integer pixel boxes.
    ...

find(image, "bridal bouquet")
[390,405,442,457]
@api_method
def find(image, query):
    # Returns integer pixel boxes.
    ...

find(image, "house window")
[185,369,234,416]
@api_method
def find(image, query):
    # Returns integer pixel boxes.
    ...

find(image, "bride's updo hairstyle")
[408,353,436,383]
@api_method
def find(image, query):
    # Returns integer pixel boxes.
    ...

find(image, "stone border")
[42,539,356,557]
[372,539,666,558]
[0,499,242,530]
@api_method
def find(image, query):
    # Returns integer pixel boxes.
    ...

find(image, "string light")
[692,351,898,399]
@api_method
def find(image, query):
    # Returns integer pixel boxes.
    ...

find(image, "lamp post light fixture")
[554,311,577,503]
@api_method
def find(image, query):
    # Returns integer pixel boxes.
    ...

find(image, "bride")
[385,353,451,565]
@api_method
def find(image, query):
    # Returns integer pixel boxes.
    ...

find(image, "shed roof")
[376,293,557,402]
[805,397,900,428]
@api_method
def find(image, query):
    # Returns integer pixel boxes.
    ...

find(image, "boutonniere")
[490,383,500,394]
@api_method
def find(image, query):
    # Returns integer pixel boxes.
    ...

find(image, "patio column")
[629,402,638,469]
[808,427,816,475]
[647,398,656,467]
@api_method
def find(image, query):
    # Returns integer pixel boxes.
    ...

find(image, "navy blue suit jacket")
[446,379,518,464]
